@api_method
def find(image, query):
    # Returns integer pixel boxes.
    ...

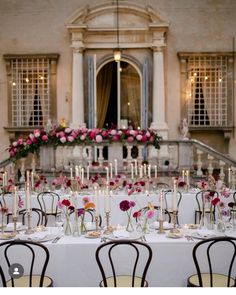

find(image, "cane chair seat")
[188,273,235,287]
[6,275,53,287]
[99,275,148,287]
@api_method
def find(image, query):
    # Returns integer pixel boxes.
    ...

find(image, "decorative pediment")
[66,1,169,49]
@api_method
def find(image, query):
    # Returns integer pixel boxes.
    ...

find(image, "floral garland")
[7,124,161,161]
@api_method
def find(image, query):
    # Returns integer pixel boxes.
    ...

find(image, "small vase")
[217,214,226,233]
[142,219,149,234]
[63,215,72,236]
[126,213,134,232]
[80,214,87,234]
[72,215,81,237]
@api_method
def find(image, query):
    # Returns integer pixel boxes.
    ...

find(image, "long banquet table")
[16,188,222,226]
[1,226,236,287]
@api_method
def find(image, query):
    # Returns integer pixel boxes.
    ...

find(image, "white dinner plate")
[150,222,173,230]
[166,232,183,239]
[18,233,61,243]
[105,230,142,241]
[191,231,220,240]
[84,231,101,238]
[0,232,16,240]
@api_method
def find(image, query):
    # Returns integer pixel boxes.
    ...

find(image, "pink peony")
[60,136,67,143]
[95,134,103,143]
[59,131,65,138]
[12,141,18,147]
[136,134,142,141]
[80,135,86,141]
[29,133,35,141]
[41,135,48,141]
[67,136,74,142]
[34,129,41,137]
[110,129,117,135]
[65,128,72,134]
[112,135,119,141]
[127,136,134,143]
[17,138,23,145]
[26,139,32,145]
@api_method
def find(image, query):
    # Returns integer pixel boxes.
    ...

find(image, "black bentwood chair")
[37,191,61,221]
[95,240,153,287]
[163,189,182,225]
[135,206,171,223]
[0,240,53,287]
[187,236,236,287]
[194,190,218,224]
[19,207,48,227]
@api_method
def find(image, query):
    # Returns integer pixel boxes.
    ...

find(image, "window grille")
[10,57,50,127]
[186,55,228,127]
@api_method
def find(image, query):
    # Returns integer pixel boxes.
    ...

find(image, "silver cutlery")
[52,236,61,243]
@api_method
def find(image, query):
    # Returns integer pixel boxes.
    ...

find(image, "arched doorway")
[96,60,141,129]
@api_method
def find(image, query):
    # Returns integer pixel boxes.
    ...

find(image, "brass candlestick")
[105,211,110,228]
[170,210,180,234]
[13,216,17,234]
[157,219,165,234]
[95,215,99,232]
[25,211,34,234]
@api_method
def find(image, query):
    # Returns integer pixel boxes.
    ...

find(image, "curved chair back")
[0,239,52,287]
[70,208,102,227]
[163,189,182,211]
[19,208,48,227]
[37,191,60,218]
[95,240,152,287]
[195,190,219,213]
[155,183,170,190]
[135,206,171,223]
[0,192,18,223]
[191,236,236,287]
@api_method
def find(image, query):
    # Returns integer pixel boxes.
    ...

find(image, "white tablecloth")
[1,227,235,287]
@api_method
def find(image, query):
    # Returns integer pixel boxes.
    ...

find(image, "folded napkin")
[5,222,23,231]
[113,230,130,238]
[153,221,169,228]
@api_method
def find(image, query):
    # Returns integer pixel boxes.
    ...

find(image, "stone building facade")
[0,0,236,162]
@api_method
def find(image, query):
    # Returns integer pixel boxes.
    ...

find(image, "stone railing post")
[196,149,203,176]
[126,145,133,167]
[20,158,26,182]
[137,146,143,165]
[97,146,104,167]
[219,160,225,182]
[207,155,214,176]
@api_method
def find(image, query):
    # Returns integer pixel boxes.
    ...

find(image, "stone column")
[71,47,85,128]
[151,47,168,138]
[150,47,169,163]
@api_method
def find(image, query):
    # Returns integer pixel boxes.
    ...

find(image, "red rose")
[211,197,220,206]
[62,199,70,207]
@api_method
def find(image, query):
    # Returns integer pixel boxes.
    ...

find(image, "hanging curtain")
[121,64,140,128]
[191,75,210,125]
[29,83,43,126]
[96,63,113,128]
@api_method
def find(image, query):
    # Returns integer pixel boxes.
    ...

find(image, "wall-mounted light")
[114,0,121,62]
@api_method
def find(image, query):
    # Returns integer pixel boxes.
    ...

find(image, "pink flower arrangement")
[7,124,160,161]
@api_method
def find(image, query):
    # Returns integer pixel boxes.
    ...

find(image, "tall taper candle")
[159,190,164,221]
[104,184,110,212]
[26,183,31,213]
[173,179,177,211]
[154,165,157,179]
[87,165,90,180]
[109,163,113,179]
[114,159,118,176]
[13,186,17,218]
